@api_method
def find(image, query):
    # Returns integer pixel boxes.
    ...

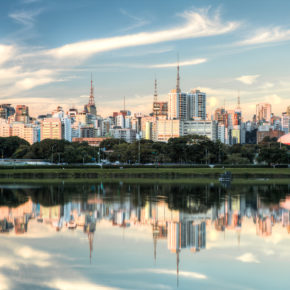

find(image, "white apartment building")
[187,89,206,120]
[109,128,136,143]
[168,89,188,120]
[181,120,217,141]
[153,119,181,142]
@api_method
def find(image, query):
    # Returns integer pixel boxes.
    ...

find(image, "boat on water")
[219,171,232,182]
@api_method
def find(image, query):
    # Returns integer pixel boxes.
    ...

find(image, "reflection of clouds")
[236,253,260,264]
[144,268,207,280]
[0,274,9,290]
[46,279,119,290]
[15,246,50,259]
[0,257,19,270]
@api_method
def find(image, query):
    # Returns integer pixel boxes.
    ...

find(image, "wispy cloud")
[238,26,290,46]
[47,8,238,59]
[9,8,42,28]
[236,74,260,85]
[119,8,150,32]
[150,58,207,68]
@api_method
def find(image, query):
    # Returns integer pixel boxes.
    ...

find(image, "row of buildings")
[0,66,289,145]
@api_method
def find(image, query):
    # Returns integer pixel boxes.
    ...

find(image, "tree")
[0,136,30,158]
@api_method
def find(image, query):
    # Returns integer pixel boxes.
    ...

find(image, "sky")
[0,0,290,119]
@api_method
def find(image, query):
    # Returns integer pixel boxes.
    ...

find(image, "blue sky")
[0,0,290,118]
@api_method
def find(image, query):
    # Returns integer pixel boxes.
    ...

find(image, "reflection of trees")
[0,182,289,211]
[0,187,28,207]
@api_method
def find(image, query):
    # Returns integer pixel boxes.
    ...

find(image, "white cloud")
[145,269,207,280]
[14,246,51,267]
[265,94,282,105]
[0,274,9,290]
[47,279,119,290]
[238,26,290,46]
[236,74,260,85]
[0,44,15,66]
[150,58,207,68]
[47,9,238,59]
[15,77,56,90]
[236,253,260,264]
[259,82,274,89]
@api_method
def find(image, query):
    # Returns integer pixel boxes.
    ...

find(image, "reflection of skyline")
[1,187,290,268]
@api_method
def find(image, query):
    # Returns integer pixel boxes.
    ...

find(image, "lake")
[0,181,290,289]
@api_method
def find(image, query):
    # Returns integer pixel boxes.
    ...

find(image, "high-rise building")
[41,118,63,140]
[11,123,38,144]
[0,104,15,120]
[256,103,272,123]
[168,90,188,120]
[214,108,228,126]
[15,105,29,123]
[0,119,11,137]
[187,89,206,120]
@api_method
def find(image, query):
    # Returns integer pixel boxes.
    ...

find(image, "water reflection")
[1,182,290,289]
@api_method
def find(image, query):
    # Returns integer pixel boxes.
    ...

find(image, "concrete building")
[0,104,15,120]
[187,89,206,120]
[0,119,11,137]
[256,103,272,123]
[168,89,188,120]
[15,105,29,123]
[110,128,136,143]
[41,118,63,140]
[11,122,38,144]
[182,120,217,141]
[62,116,72,142]
[154,119,181,142]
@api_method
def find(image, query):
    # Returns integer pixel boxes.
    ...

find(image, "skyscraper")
[187,89,206,120]
[0,104,15,120]
[15,105,29,123]
[256,103,272,123]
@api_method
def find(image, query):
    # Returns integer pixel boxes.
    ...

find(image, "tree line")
[0,135,289,165]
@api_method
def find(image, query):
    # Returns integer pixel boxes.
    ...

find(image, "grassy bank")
[0,177,290,185]
[0,167,290,179]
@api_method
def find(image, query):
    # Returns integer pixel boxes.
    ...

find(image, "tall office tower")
[0,104,15,120]
[153,78,168,117]
[287,105,290,116]
[15,105,29,123]
[214,108,228,126]
[41,118,63,140]
[256,103,272,123]
[168,63,187,120]
[84,75,97,116]
[187,89,206,120]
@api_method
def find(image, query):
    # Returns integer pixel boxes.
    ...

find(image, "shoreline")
[0,167,290,179]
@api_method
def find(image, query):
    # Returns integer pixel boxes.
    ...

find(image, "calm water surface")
[1,181,290,290]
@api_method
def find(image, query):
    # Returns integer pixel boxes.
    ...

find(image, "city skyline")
[1,0,290,119]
